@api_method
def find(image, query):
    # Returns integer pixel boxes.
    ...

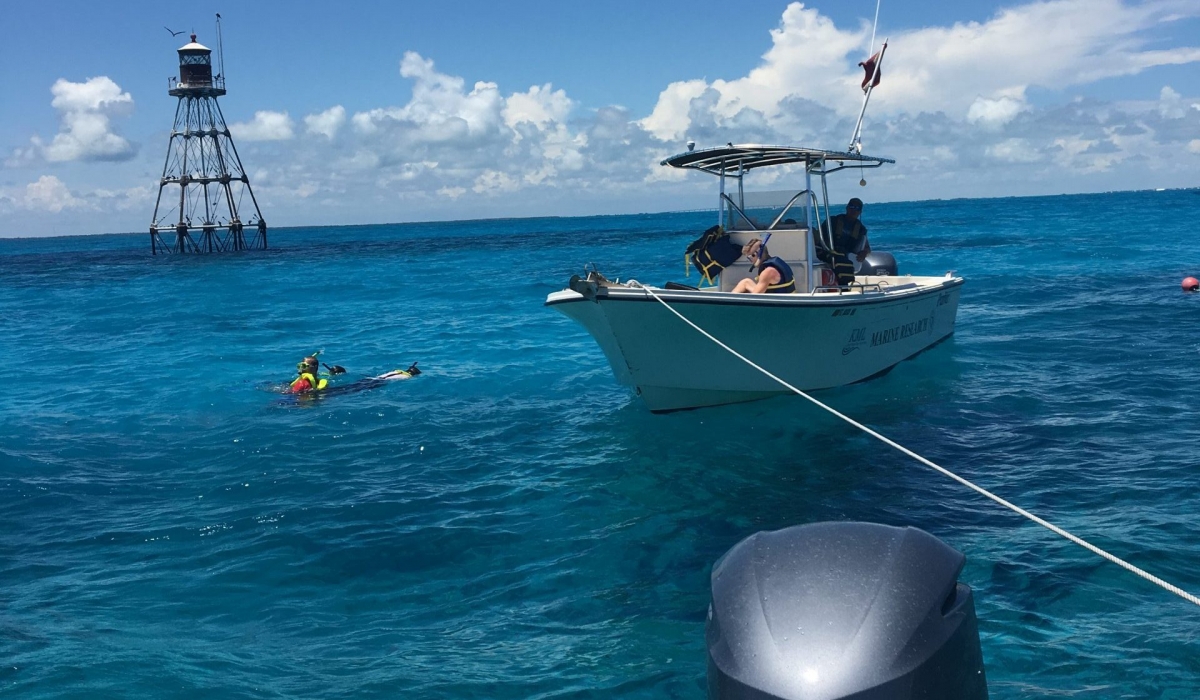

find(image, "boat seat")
[720,228,812,292]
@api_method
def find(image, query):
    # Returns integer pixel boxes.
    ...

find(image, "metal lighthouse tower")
[149,32,266,254]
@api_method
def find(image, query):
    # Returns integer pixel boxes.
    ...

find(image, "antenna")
[867,0,880,71]
[215,13,225,80]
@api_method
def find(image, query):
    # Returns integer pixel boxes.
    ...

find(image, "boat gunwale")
[545,276,963,308]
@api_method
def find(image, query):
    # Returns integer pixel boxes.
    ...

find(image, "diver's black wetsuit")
[290,364,421,400]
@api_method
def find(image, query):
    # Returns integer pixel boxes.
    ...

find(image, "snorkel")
[297,352,320,375]
[296,350,346,376]
[751,233,773,270]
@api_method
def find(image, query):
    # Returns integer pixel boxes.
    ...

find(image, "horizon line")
[2,186,1195,242]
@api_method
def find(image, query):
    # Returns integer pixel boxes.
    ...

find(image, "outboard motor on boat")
[707,522,987,700]
[859,251,898,276]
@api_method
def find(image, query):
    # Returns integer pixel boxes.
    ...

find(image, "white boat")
[546,144,964,412]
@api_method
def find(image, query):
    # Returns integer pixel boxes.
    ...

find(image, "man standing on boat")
[819,198,870,287]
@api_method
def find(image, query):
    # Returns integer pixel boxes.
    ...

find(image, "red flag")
[858,42,886,91]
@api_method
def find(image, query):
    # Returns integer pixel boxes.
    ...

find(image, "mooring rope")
[629,282,1200,608]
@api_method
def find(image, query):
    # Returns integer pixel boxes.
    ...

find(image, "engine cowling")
[859,251,898,276]
[707,522,987,700]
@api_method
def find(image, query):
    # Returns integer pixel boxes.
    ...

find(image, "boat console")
[718,227,818,293]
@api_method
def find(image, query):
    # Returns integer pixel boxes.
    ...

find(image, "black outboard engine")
[859,251,898,276]
[707,522,987,700]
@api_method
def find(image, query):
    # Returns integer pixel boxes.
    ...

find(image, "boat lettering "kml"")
[871,318,931,347]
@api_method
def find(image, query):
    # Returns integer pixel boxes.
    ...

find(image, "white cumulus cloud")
[503,84,574,129]
[230,111,295,141]
[304,106,346,138]
[1158,86,1186,118]
[0,176,154,216]
[8,77,137,164]
[641,80,712,142]
[641,0,1200,142]
[967,91,1030,128]
[14,175,84,212]
[352,52,505,143]
[882,0,1200,117]
[338,51,602,196]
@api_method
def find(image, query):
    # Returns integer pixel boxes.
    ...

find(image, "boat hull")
[547,277,963,412]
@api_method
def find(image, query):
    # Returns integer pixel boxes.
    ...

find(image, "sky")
[1,0,1198,237]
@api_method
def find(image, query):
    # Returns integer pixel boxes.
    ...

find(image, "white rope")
[631,283,1200,608]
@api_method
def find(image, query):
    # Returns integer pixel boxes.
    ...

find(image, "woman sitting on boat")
[731,239,795,294]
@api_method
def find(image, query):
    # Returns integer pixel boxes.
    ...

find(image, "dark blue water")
[3,190,1199,698]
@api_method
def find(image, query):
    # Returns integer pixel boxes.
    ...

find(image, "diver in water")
[368,364,421,382]
[287,353,420,397]
[289,354,344,394]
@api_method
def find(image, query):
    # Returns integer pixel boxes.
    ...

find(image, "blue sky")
[2,0,1198,237]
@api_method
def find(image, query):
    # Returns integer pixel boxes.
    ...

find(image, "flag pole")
[867,0,881,68]
[848,39,887,154]
[215,13,225,81]
[849,0,884,154]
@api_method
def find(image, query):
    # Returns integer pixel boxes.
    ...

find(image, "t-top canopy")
[662,144,894,175]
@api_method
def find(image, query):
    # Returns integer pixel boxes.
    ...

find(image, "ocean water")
[2,189,1199,698]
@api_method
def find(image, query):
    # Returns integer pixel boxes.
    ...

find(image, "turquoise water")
[2,190,1199,698]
